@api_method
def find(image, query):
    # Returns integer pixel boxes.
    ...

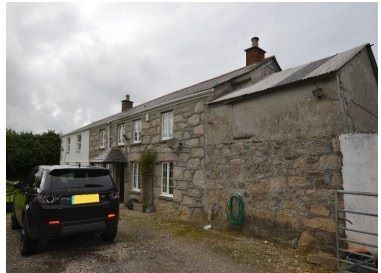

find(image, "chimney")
[121,94,133,112]
[244,36,266,66]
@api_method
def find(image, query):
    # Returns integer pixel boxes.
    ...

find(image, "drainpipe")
[107,121,111,149]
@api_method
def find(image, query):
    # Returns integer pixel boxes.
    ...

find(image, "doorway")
[114,164,125,203]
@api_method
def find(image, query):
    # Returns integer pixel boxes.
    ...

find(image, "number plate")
[71,194,99,205]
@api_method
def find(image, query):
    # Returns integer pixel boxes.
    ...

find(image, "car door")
[14,167,38,222]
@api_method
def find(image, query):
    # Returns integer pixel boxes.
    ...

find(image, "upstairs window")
[161,162,174,197]
[118,124,125,145]
[100,129,106,148]
[161,111,173,140]
[133,120,141,143]
[131,162,140,191]
[67,137,71,152]
[76,134,82,151]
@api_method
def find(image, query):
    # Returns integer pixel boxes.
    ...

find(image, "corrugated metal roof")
[90,147,127,163]
[64,56,278,136]
[211,44,368,104]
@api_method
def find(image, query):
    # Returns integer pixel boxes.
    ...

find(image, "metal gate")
[335,190,378,272]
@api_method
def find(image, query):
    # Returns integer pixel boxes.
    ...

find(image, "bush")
[6,129,61,181]
[6,180,18,203]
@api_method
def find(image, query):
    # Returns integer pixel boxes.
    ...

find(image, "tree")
[6,129,61,181]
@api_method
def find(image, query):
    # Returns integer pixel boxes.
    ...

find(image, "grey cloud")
[6,3,377,133]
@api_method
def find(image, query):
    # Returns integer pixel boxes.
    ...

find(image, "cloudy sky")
[6,2,377,134]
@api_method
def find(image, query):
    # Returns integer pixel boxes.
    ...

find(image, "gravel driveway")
[7,207,329,273]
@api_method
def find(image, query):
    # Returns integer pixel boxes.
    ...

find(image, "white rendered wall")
[339,133,377,254]
[60,130,90,166]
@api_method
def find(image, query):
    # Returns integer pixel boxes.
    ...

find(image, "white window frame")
[131,162,140,192]
[76,134,81,151]
[133,120,141,143]
[161,162,174,197]
[100,129,106,148]
[67,137,71,152]
[117,124,125,145]
[161,111,173,140]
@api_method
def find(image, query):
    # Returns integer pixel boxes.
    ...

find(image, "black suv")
[11,165,119,255]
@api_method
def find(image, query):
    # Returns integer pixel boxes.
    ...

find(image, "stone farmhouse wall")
[204,48,378,252]
[86,48,377,253]
[205,76,344,252]
[89,96,210,223]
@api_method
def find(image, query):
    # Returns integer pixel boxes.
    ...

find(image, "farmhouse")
[61,37,377,252]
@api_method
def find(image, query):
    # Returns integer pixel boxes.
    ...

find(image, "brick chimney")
[121,94,133,112]
[245,37,266,66]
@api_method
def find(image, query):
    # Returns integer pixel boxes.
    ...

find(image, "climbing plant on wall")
[138,149,157,212]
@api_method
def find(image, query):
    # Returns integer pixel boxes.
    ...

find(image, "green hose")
[226,193,245,229]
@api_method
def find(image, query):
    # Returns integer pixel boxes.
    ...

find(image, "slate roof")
[211,44,375,104]
[90,147,127,163]
[63,56,280,136]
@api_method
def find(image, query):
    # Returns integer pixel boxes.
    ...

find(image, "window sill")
[159,194,173,201]
[131,141,141,146]
[117,143,125,147]
[159,138,173,143]
[130,189,140,194]
[99,146,106,150]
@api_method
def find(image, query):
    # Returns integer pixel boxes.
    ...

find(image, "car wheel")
[20,216,38,256]
[100,227,117,242]
[11,213,21,230]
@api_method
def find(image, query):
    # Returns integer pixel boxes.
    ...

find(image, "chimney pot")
[245,36,266,66]
[251,37,259,47]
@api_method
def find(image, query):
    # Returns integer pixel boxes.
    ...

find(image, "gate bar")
[339,238,378,248]
[338,248,375,259]
[339,258,377,272]
[337,190,378,197]
[338,226,378,236]
[337,209,378,217]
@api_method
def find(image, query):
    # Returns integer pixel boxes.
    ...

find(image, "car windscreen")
[50,169,113,190]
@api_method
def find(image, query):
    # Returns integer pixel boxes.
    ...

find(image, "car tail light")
[37,195,60,205]
[107,213,116,219]
[48,220,60,225]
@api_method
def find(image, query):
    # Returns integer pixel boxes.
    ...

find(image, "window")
[131,162,140,191]
[161,111,173,140]
[100,129,106,148]
[118,124,125,145]
[67,137,71,152]
[76,134,81,151]
[161,162,174,197]
[133,120,141,143]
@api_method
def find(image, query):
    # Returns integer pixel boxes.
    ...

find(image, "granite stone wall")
[204,135,342,252]
[88,97,210,224]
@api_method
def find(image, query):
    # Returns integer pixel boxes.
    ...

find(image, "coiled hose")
[226,193,245,229]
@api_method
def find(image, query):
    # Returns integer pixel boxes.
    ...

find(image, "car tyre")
[100,227,117,242]
[20,216,38,256]
[11,213,21,230]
